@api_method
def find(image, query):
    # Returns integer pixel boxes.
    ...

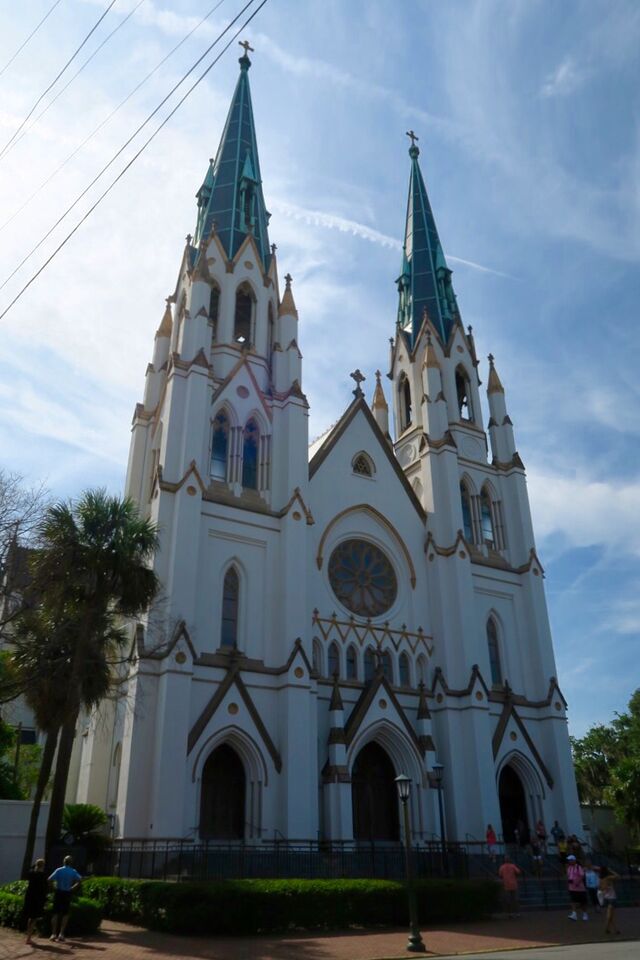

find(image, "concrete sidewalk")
[0,907,639,960]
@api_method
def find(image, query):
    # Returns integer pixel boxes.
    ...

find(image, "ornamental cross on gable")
[239,40,254,56]
[350,368,366,398]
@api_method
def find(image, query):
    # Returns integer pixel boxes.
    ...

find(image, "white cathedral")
[73,49,582,847]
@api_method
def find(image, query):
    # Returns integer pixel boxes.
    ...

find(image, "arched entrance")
[498,764,529,845]
[352,741,400,841]
[200,743,245,839]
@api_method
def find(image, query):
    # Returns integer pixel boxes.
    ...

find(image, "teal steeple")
[396,132,459,346]
[194,46,271,270]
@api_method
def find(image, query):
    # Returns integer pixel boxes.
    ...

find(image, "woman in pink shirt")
[566,855,588,921]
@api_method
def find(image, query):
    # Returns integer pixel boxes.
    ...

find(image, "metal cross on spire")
[406,129,419,147]
[239,39,254,56]
[350,369,366,398]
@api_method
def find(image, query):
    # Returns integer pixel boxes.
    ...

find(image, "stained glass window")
[211,412,229,481]
[328,539,397,617]
[480,488,495,547]
[487,617,502,685]
[364,647,376,681]
[328,642,340,678]
[221,567,239,648]
[346,645,357,680]
[242,419,259,489]
[399,653,411,687]
[460,482,474,542]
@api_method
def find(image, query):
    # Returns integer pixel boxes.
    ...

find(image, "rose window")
[328,539,397,617]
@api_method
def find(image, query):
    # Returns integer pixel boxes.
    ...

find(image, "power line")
[0,0,227,237]
[0,0,270,323]
[4,0,147,159]
[0,0,118,160]
[0,0,64,79]
[0,0,254,292]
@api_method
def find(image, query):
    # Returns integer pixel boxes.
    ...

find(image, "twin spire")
[194,44,271,270]
[193,50,456,350]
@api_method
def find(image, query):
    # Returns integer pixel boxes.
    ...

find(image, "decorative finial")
[185,233,192,245]
[406,129,420,158]
[426,329,432,346]
[271,242,277,255]
[350,368,366,398]
[488,353,494,365]
[467,324,473,336]
[284,272,293,287]
[375,369,382,384]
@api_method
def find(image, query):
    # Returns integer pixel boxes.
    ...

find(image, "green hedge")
[0,890,102,936]
[75,876,499,935]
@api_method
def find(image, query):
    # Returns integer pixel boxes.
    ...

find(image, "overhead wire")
[0,0,253,293]
[0,0,270,323]
[0,0,63,79]
[3,0,147,159]
[0,0,118,160]
[0,0,227,237]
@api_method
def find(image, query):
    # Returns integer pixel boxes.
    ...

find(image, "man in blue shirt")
[48,856,82,942]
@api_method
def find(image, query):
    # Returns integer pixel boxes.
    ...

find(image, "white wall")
[0,800,49,884]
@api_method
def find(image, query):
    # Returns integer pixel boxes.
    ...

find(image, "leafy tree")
[571,688,640,841]
[570,724,621,807]
[0,716,21,799]
[0,469,48,642]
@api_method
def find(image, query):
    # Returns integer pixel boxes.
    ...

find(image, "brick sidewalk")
[0,908,639,960]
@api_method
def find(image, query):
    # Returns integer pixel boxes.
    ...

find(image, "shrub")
[0,890,102,936]
[79,876,499,935]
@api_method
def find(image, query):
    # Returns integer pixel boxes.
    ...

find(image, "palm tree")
[10,607,72,875]
[27,490,159,857]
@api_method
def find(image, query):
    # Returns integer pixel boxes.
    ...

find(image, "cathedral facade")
[74,51,582,847]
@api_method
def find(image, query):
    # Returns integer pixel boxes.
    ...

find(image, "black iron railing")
[95,838,470,882]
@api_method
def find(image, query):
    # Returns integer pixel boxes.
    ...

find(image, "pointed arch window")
[455,367,473,422]
[399,374,412,431]
[234,285,254,345]
[312,638,323,676]
[242,418,259,490]
[209,284,220,340]
[487,617,503,686]
[221,567,239,648]
[460,482,474,542]
[352,452,374,477]
[381,649,393,683]
[399,652,411,688]
[416,654,428,685]
[480,487,495,547]
[211,411,229,481]
[364,647,376,682]
[328,642,340,678]
[346,644,357,680]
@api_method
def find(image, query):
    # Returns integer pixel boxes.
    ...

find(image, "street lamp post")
[395,774,426,953]
[430,762,446,875]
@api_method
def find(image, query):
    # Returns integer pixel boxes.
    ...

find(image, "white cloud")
[271,198,512,277]
[527,467,640,555]
[541,57,585,98]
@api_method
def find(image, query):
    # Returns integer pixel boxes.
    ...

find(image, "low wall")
[0,799,49,884]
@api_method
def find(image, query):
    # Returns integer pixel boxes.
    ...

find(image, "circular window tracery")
[328,539,397,617]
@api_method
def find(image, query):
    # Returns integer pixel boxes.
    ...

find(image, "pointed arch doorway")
[352,741,400,841]
[200,744,246,839]
[498,764,529,845]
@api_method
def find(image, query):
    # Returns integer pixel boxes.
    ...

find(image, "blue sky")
[0,0,638,736]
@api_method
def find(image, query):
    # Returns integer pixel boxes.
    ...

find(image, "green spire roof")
[396,138,459,345]
[194,51,271,269]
